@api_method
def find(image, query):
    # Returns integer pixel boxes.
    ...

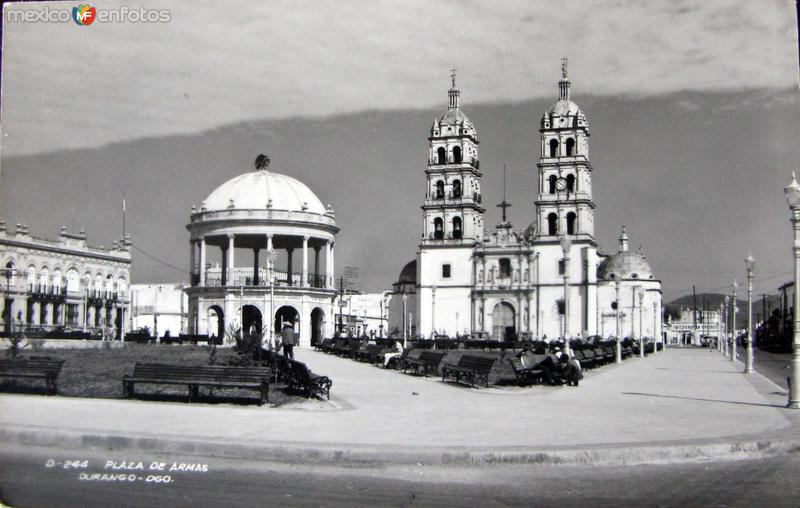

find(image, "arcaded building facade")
[0,221,131,338]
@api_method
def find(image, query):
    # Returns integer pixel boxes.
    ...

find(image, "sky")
[0,0,799,302]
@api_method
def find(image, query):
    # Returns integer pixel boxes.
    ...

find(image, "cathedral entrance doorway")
[492,302,516,341]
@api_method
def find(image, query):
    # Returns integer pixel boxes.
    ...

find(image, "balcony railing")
[200,269,329,289]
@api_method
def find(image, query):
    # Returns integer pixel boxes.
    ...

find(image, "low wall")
[0,338,126,350]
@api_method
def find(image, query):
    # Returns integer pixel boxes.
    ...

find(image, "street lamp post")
[745,254,755,374]
[560,234,572,356]
[730,280,738,362]
[638,287,644,358]
[653,301,658,355]
[402,290,408,348]
[718,303,724,353]
[615,279,622,363]
[266,250,278,350]
[722,296,729,357]
[783,173,800,408]
[431,285,436,340]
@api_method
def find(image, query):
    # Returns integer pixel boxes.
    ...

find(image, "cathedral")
[390,62,663,343]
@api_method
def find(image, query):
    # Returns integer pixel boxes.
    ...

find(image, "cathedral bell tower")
[421,71,485,246]
[535,59,595,244]
[416,71,484,338]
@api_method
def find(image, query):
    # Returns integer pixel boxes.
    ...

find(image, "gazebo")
[185,155,338,347]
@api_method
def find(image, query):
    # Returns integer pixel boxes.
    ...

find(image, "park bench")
[441,355,496,388]
[122,363,271,405]
[287,360,332,399]
[507,357,544,386]
[403,350,446,376]
[342,340,364,359]
[315,338,332,352]
[355,344,385,363]
[331,338,350,356]
[574,349,597,369]
[0,358,65,395]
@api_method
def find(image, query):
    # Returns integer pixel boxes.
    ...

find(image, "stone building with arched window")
[184,156,338,347]
[0,221,131,338]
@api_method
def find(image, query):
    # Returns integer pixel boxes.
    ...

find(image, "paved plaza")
[1,347,799,466]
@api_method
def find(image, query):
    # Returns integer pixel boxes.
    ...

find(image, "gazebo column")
[226,234,235,286]
[253,248,260,286]
[328,241,335,288]
[287,248,294,286]
[189,240,196,286]
[199,237,207,286]
[302,236,309,288]
[314,246,321,288]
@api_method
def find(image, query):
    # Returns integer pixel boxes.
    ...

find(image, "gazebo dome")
[203,169,327,215]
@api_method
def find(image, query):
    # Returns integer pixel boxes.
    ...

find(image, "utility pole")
[692,285,698,345]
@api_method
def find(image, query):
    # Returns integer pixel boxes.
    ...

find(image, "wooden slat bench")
[315,338,332,352]
[123,363,271,405]
[441,355,496,388]
[287,360,332,399]
[354,344,385,363]
[0,358,65,395]
[507,357,544,386]
[403,350,446,376]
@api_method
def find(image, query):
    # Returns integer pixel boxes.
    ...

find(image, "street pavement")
[1,347,797,467]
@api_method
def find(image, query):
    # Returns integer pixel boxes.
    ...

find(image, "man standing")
[282,322,296,359]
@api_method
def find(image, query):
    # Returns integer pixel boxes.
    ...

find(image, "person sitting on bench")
[383,340,404,368]
[556,353,583,386]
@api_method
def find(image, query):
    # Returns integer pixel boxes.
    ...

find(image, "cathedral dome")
[548,99,582,117]
[598,251,654,281]
[597,226,654,281]
[396,260,417,285]
[203,167,327,215]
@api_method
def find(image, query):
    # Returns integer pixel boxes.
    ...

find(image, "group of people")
[518,346,583,386]
[251,322,297,359]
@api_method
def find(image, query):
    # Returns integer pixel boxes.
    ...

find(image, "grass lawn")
[1,344,307,406]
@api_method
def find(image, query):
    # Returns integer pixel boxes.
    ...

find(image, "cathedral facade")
[393,64,663,343]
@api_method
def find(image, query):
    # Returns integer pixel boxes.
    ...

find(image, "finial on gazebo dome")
[267,199,273,209]
[301,202,309,212]
[255,154,270,170]
[228,198,235,209]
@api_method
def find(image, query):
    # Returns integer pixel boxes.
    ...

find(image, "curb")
[3,426,800,468]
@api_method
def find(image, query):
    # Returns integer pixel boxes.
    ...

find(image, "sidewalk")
[1,348,798,466]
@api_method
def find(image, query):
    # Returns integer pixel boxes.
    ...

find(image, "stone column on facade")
[226,234,235,286]
[199,237,207,286]
[302,236,309,288]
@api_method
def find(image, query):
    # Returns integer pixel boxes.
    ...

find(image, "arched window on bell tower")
[549,139,559,157]
[452,179,462,198]
[453,146,462,163]
[566,174,575,193]
[566,138,575,156]
[548,175,557,194]
[567,212,577,235]
[434,217,444,240]
[437,147,446,164]
[452,216,462,239]
[547,213,558,235]
[435,180,445,199]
